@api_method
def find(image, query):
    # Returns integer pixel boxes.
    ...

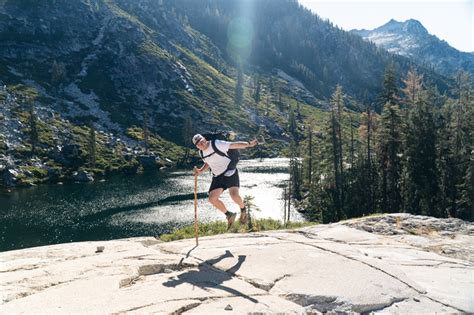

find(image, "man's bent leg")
[209,188,236,229]
[209,188,227,214]
[229,187,247,224]
[228,187,244,208]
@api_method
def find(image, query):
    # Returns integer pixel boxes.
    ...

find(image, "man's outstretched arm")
[229,139,258,149]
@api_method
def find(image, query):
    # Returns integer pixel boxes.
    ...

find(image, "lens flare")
[227,17,253,60]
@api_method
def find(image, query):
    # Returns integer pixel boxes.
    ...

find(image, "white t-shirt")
[201,140,236,177]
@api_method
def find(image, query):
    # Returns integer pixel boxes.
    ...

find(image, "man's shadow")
[163,250,258,303]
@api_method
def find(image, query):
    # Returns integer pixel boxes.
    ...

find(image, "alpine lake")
[0,158,305,252]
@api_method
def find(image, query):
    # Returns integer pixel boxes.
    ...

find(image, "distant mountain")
[351,19,474,77]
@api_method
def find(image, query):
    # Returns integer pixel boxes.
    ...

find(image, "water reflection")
[0,158,303,251]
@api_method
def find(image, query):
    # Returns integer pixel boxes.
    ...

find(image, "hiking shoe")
[239,211,248,224]
[227,212,237,230]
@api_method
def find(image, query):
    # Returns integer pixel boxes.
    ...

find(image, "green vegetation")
[126,126,185,162]
[0,83,191,187]
[291,69,473,222]
[159,219,315,242]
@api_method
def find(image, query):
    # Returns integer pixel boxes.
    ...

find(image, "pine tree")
[452,71,474,220]
[28,97,38,156]
[234,64,244,107]
[289,141,302,200]
[287,104,298,141]
[88,122,96,168]
[403,90,439,216]
[377,102,403,212]
[182,116,193,164]
[277,85,283,111]
[457,147,474,221]
[437,103,459,217]
[143,111,149,155]
[359,105,377,214]
[378,64,398,111]
[329,85,345,220]
[348,109,356,167]
[253,75,261,104]
[306,122,314,186]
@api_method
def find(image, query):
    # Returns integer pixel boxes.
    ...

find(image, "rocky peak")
[351,19,474,77]
[404,18,428,34]
[376,19,428,36]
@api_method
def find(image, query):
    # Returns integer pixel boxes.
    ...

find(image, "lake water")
[0,158,304,252]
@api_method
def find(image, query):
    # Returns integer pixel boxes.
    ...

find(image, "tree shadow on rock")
[164,250,257,303]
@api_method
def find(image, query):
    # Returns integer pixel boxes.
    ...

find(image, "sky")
[298,0,473,52]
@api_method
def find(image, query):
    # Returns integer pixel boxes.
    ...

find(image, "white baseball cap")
[192,134,204,145]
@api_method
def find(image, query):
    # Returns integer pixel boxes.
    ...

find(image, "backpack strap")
[200,150,216,159]
[211,140,237,175]
[200,140,233,177]
[211,140,229,158]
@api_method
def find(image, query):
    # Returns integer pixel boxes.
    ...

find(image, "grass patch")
[159,219,315,242]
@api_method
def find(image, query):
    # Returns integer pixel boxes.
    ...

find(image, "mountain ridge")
[351,19,474,77]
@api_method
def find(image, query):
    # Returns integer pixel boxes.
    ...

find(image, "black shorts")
[209,169,240,193]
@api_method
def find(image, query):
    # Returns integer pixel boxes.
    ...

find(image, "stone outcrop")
[0,214,473,313]
[138,154,158,169]
[72,170,94,182]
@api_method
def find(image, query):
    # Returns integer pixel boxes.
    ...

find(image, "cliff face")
[0,0,209,139]
[1,214,473,313]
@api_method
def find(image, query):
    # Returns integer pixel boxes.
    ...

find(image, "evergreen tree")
[289,141,302,200]
[437,103,460,217]
[277,85,283,111]
[403,90,439,216]
[234,64,244,107]
[377,102,403,212]
[329,85,345,220]
[359,105,377,214]
[253,75,261,104]
[287,103,298,141]
[348,108,357,167]
[452,71,473,220]
[28,97,38,156]
[143,111,149,154]
[378,64,399,111]
[306,122,314,186]
[182,116,193,164]
[88,122,96,168]
[457,147,474,221]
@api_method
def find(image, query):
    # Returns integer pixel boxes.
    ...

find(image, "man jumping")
[192,133,258,229]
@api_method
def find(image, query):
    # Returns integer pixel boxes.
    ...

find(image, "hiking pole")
[193,168,199,246]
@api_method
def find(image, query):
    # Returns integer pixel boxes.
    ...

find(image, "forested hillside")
[290,68,473,221]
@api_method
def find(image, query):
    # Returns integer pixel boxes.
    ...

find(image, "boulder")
[2,168,20,186]
[0,154,14,170]
[123,153,133,161]
[138,154,157,169]
[55,144,83,167]
[72,170,94,182]
[47,167,61,181]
